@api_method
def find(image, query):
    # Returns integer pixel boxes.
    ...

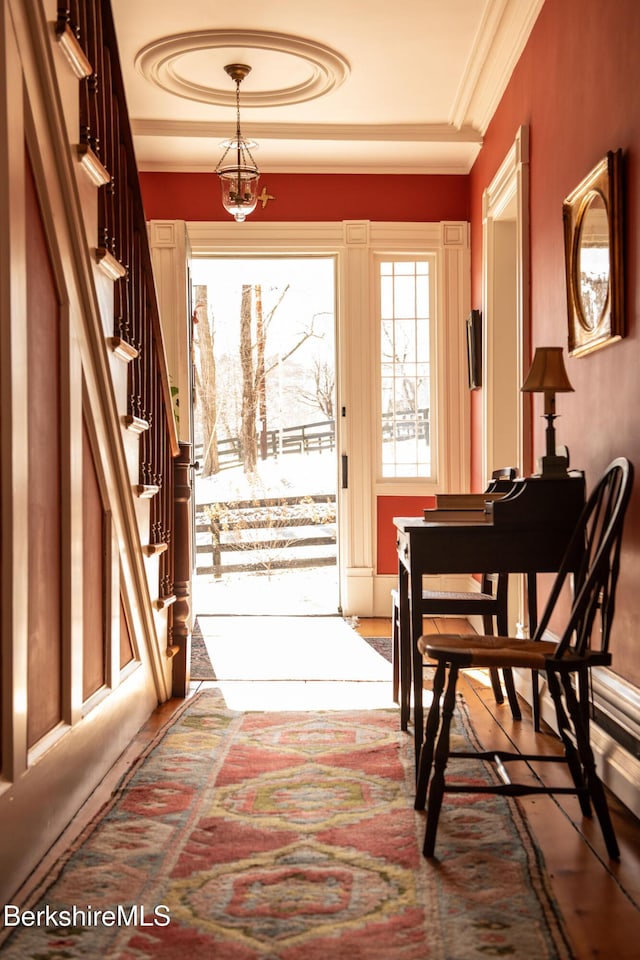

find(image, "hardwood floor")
[9,615,640,959]
[460,665,640,959]
[376,614,640,960]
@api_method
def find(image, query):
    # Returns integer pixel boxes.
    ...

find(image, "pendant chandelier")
[215,64,260,222]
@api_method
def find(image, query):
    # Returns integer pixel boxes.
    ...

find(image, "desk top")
[395,474,585,532]
[394,513,490,529]
[394,474,586,574]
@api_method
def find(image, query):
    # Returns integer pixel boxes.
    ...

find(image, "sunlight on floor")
[464,668,497,688]
[190,613,397,711]
[195,615,390,680]
[209,679,396,712]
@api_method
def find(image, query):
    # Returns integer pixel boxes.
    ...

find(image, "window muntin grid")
[379,259,433,478]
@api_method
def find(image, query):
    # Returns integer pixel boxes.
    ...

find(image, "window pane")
[416,319,429,357]
[379,259,432,478]
[394,319,416,362]
[393,276,416,319]
[380,277,394,319]
[416,275,429,318]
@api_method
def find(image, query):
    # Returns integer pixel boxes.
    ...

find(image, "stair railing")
[56,2,182,645]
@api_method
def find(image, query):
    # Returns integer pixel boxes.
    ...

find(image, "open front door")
[189,256,340,617]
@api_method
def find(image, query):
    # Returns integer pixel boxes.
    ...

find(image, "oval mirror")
[576,192,609,331]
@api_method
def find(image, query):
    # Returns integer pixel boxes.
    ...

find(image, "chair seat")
[419,633,612,671]
[421,590,495,603]
[392,567,521,728]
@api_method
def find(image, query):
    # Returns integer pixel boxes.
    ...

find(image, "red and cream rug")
[1,690,573,959]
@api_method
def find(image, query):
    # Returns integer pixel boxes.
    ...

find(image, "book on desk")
[421,473,586,526]
[423,491,506,521]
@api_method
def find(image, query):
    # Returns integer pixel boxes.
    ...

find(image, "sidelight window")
[379,258,434,478]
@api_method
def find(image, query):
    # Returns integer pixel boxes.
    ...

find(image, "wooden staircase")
[1,0,194,904]
[54,0,191,694]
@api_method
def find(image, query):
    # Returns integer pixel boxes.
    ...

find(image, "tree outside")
[190,258,338,594]
[191,257,336,480]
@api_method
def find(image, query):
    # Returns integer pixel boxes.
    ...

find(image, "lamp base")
[537,453,571,478]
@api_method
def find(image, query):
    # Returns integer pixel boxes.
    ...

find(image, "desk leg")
[410,569,424,773]
[528,574,541,731]
[398,563,411,731]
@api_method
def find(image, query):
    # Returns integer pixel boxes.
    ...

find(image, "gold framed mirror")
[562,150,624,357]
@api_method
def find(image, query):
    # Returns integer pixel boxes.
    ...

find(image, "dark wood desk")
[394,475,586,769]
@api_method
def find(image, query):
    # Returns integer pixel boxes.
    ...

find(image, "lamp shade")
[218,164,260,222]
[522,347,574,394]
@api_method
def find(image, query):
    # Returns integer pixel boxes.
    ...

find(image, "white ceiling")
[112,0,544,175]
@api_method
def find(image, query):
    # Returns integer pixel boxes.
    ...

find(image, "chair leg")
[491,606,522,721]
[531,669,541,731]
[527,576,542,731]
[561,669,620,859]
[399,610,412,733]
[423,663,459,857]
[585,774,620,860]
[400,651,411,732]
[415,660,446,808]
[501,668,522,720]
[392,591,412,731]
[547,670,591,817]
[488,667,505,704]
[392,596,400,706]
[482,613,505,706]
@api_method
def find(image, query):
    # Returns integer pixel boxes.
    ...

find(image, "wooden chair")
[415,457,633,859]
[392,468,520,731]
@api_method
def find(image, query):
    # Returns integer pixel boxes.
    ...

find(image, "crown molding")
[131,118,483,145]
[450,0,544,133]
[137,158,477,176]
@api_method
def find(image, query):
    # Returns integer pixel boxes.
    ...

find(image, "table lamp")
[521,346,574,477]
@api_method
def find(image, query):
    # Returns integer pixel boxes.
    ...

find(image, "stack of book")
[423,491,507,522]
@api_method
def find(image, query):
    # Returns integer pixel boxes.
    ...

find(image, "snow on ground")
[194,451,340,615]
[193,565,340,616]
[195,450,337,505]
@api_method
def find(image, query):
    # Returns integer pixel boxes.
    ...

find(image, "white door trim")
[184,220,468,616]
[482,126,531,631]
[482,124,531,483]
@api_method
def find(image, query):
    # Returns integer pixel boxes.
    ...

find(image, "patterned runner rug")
[2,690,573,959]
[190,616,216,678]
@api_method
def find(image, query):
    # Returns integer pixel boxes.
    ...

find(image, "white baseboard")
[342,567,375,616]
[513,665,640,820]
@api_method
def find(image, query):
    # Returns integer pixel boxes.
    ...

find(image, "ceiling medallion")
[135,30,350,107]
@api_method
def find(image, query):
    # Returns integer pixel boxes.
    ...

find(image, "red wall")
[469,0,640,683]
[377,496,436,576]
[139,172,469,223]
